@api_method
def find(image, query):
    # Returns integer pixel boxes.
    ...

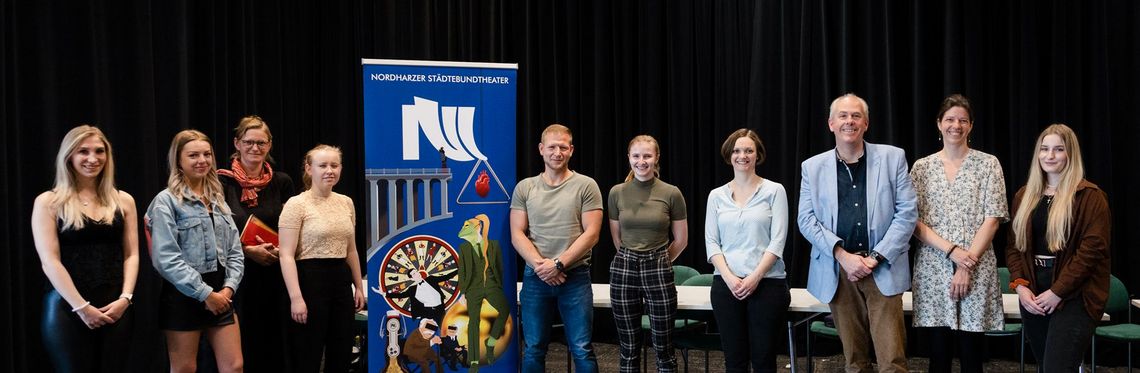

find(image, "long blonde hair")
[166,130,229,213]
[301,144,343,190]
[1011,124,1085,253]
[51,125,121,230]
[624,135,661,182]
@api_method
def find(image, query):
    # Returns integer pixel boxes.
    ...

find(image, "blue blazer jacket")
[797,142,918,303]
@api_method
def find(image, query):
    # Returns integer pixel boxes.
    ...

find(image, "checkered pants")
[609,247,678,373]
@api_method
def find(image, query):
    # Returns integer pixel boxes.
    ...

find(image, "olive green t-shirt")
[607,178,688,251]
[510,172,603,268]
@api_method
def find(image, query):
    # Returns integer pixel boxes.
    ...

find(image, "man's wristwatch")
[553,257,565,272]
[870,251,888,264]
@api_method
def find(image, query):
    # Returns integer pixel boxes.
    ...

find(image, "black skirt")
[160,267,236,331]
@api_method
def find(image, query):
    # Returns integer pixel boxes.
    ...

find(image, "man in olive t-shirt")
[509,124,603,373]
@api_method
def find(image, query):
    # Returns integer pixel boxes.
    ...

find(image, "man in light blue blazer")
[798,93,918,373]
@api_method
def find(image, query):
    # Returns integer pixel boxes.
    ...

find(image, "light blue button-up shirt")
[146,188,244,301]
[704,180,789,279]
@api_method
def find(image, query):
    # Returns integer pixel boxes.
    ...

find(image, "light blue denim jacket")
[146,188,244,302]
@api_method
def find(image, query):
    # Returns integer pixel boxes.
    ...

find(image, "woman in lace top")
[279,144,365,373]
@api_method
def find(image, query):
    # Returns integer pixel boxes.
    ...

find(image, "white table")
[545,283,1030,372]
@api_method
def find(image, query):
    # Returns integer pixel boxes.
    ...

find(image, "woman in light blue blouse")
[704,128,790,373]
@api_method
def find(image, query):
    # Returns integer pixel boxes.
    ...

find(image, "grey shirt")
[510,172,603,269]
[608,178,687,251]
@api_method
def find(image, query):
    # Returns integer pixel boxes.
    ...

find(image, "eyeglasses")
[241,140,270,148]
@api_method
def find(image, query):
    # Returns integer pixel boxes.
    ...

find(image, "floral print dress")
[911,150,1008,331]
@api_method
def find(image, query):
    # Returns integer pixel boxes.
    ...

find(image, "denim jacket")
[146,188,244,302]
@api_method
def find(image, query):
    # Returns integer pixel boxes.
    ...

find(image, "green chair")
[683,274,714,287]
[672,274,720,373]
[1091,275,1139,373]
[674,265,700,286]
[984,267,1025,373]
[805,315,839,373]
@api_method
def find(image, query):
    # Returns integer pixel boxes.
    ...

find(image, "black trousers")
[41,288,132,373]
[235,262,291,373]
[1021,265,1097,373]
[710,276,790,373]
[923,327,986,373]
[290,259,354,373]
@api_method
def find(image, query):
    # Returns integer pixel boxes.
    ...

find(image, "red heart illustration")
[475,170,490,197]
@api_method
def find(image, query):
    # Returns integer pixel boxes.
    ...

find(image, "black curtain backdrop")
[4,0,1139,371]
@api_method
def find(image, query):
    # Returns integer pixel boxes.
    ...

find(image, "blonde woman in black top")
[32,125,139,372]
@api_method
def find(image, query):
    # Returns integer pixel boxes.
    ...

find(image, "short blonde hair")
[301,144,343,190]
[540,124,573,144]
[624,135,661,182]
[231,115,275,162]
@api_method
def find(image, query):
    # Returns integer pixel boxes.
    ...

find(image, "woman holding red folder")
[218,115,297,372]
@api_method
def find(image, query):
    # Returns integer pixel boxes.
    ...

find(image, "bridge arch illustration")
[365,168,453,260]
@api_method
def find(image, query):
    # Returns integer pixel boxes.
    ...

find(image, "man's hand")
[838,251,872,281]
[533,258,558,278]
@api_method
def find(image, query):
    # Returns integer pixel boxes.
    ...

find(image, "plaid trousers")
[609,247,678,373]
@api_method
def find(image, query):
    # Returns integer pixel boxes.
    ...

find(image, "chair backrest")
[673,265,699,285]
[683,274,714,286]
[997,267,1013,294]
[1105,275,1130,314]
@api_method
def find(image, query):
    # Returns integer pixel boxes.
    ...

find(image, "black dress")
[42,213,132,373]
[220,170,296,373]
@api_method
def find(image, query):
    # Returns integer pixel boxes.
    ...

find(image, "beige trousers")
[829,268,909,373]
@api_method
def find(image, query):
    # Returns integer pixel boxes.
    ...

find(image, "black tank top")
[1032,195,1053,257]
[53,213,125,295]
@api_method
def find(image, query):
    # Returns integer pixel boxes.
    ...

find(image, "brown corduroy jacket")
[1006,179,1112,320]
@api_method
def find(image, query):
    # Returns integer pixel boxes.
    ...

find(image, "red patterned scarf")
[217,159,273,207]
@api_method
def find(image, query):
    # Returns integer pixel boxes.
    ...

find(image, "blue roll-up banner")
[362,59,518,373]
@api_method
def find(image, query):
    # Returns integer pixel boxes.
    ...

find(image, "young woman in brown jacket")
[1006,124,1111,372]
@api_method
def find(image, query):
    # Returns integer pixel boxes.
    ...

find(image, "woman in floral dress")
[910,94,1008,373]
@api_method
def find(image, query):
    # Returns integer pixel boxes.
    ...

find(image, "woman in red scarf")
[218,115,297,372]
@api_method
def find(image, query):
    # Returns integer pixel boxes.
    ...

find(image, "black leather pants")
[41,288,132,373]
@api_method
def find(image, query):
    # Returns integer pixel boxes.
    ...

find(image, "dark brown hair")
[936,94,973,122]
[720,128,766,165]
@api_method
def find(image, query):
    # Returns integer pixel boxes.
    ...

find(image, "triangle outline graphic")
[455,158,510,205]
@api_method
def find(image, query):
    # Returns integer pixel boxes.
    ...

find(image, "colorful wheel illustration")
[378,234,461,316]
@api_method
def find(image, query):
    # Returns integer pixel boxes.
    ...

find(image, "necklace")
[1043,195,1054,205]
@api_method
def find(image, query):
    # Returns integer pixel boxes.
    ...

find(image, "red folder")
[239,215,279,247]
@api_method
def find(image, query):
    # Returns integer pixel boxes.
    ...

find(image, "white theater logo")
[402,96,486,161]
[400,96,509,206]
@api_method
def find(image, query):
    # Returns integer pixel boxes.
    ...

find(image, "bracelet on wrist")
[1009,278,1030,292]
[71,301,91,313]
[945,245,959,259]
